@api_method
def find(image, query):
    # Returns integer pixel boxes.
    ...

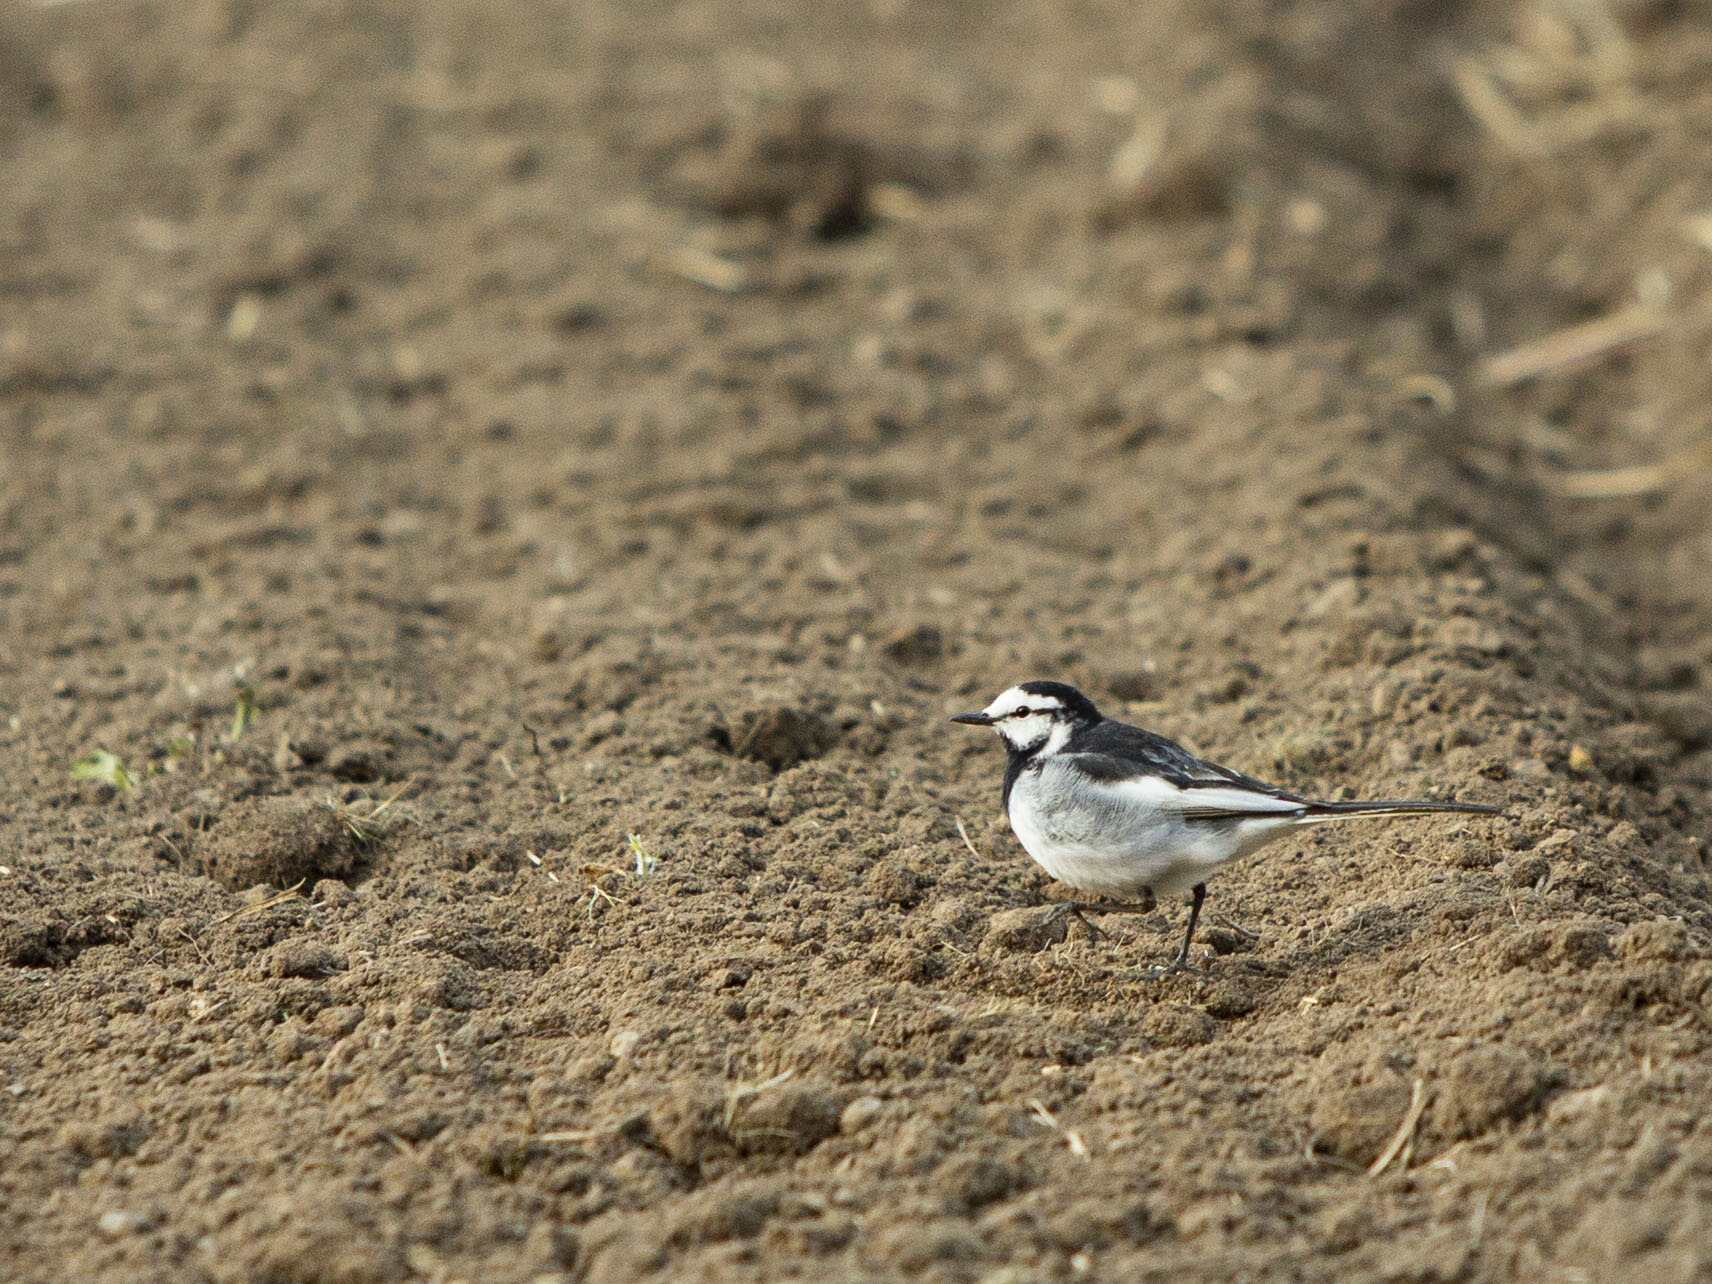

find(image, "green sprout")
[229,685,258,742]
[628,833,658,878]
[72,750,136,791]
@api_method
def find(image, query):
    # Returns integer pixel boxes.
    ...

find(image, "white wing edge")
[1108,775,1307,817]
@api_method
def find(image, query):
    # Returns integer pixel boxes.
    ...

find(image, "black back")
[997,683,1307,807]
[1064,719,1294,794]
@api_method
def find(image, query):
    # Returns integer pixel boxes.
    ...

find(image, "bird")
[952,680,1504,979]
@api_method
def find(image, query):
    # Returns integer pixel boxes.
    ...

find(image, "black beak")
[950,712,994,726]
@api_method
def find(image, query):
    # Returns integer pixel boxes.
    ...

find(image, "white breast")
[1006,760,1298,898]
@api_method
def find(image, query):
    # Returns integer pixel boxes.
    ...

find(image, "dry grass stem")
[1553,566,1619,615]
[668,245,746,293]
[215,879,307,924]
[537,1124,620,1144]
[1546,435,1712,498]
[1450,57,1537,155]
[1367,1077,1428,1176]
[329,780,414,844]
[723,1067,796,1132]
[175,925,213,966]
[1394,374,1457,415]
[955,816,981,859]
[1450,34,1649,161]
[1478,305,1667,387]
[377,1130,420,1160]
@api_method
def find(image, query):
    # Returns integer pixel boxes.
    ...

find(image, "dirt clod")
[199,797,358,891]
[865,858,926,907]
[839,1095,885,1135]
[880,624,945,665]
[1099,666,1158,702]
[665,95,874,240]
[1,917,61,968]
[937,1154,1028,1212]
[1308,1064,1415,1168]
[727,707,837,771]
[667,1185,780,1247]
[1138,1004,1220,1049]
[1616,919,1692,963]
[269,938,344,978]
[981,906,1069,953]
[59,1115,150,1162]
[648,1088,731,1170]
[1499,919,1615,972]
[1429,1044,1549,1144]
[729,1081,846,1156]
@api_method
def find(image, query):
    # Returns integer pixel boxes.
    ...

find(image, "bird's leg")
[1039,889,1157,942]
[1142,883,1207,980]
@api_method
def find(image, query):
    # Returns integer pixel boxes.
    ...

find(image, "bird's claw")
[1070,910,1106,942]
[1039,903,1106,941]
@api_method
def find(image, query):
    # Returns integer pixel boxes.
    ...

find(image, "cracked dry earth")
[4,1,1712,1282]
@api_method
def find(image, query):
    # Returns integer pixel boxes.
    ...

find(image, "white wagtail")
[953,681,1503,978]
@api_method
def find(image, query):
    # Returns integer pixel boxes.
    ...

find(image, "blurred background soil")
[3,1,1712,1281]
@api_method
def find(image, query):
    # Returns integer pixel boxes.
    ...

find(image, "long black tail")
[1297,799,1505,825]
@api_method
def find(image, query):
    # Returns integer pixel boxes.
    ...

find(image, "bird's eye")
[1011,708,1033,718]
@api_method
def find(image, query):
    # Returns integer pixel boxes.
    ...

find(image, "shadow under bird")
[953,681,1504,978]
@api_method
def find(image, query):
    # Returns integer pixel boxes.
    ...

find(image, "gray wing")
[1064,722,1311,819]
[1055,755,1314,824]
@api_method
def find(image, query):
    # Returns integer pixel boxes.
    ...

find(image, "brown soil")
[4,2,1712,1282]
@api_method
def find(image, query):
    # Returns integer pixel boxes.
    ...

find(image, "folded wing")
[1058,750,1311,823]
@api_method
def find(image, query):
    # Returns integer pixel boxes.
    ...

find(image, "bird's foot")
[1140,951,1195,982]
[1039,902,1109,941]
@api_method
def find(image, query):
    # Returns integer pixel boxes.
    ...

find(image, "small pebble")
[97,1210,146,1238]
[839,1095,884,1135]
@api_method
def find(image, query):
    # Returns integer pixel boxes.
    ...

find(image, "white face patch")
[983,686,1069,753]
